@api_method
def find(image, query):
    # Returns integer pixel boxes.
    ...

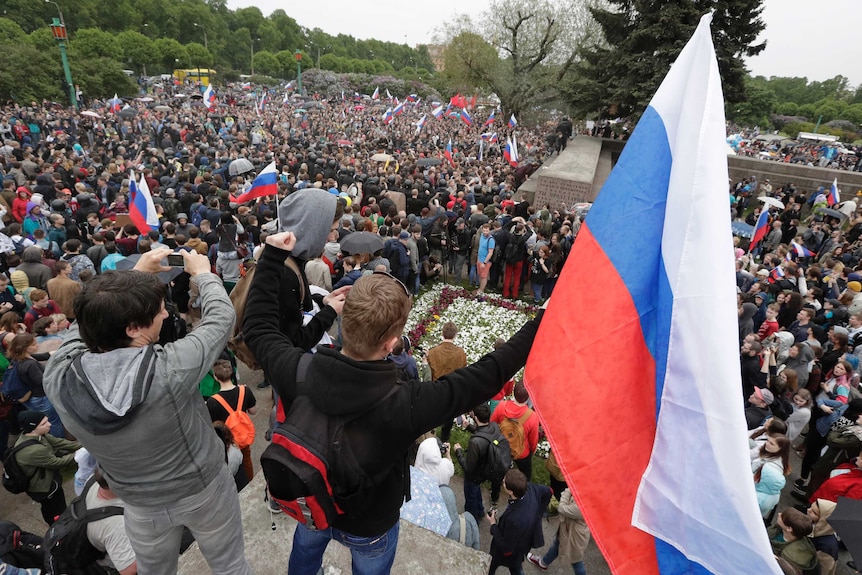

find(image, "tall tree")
[568,0,766,118]
[441,0,601,119]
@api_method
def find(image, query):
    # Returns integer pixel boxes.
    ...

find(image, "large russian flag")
[524,14,781,575]
[231,161,279,203]
[128,172,159,234]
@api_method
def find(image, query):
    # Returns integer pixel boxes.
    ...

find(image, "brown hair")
[441,321,457,340]
[341,275,411,360]
[8,332,36,361]
[779,508,813,539]
[514,381,529,403]
[212,359,233,382]
[503,468,528,498]
[29,289,48,303]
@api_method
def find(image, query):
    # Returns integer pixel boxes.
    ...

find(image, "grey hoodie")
[278,189,337,260]
[43,273,235,506]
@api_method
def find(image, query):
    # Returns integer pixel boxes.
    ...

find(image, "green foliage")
[0,41,62,103]
[71,57,137,99]
[186,42,212,67]
[116,31,158,72]
[252,51,281,78]
[571,0,766,119]
[71,28,123,61]
[28,27,58,53]
[841,104,862,126]
[727,76,776,127]
[153,38,189,71]
[0,17,26,43]
[776,102,799,116]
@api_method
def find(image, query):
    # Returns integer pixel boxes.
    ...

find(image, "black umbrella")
[828,497,862,564]
[115,253,184,284]
[815,207,847,221]
[340,231,385,255]
[417,157,441,167]
[118,108,137,118]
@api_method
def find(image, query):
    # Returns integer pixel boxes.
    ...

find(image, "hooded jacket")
[17,246,52,290]
[43,273,235,506]
[783,342,815,387]
[272,189,339,349]
[244,244,542,537]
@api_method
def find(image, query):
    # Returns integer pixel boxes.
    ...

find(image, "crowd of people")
[735,176,862,574]
[730,130,861,173]
[0,87,590,575]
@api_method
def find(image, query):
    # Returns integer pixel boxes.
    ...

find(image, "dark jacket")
[490,483,552,566]
[456,422,501,483]
[243,244,542,537]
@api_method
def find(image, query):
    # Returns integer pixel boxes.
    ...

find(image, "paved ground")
[2,361,857,574]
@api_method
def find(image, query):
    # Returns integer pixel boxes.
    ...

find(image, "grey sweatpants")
[122,466,252,575]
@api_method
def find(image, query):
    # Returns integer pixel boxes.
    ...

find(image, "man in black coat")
[488,468,552,574]
[244,230,543,575]
[454,403,504,524]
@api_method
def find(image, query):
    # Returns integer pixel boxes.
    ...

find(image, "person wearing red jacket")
[491,381,539,481]
[12,186,31,223]
[810,454,862,503]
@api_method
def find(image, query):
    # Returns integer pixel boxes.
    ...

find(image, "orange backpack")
[212,386,256,449]
[498,409,532,460]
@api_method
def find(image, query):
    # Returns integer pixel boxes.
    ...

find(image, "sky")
[225,0,862,87]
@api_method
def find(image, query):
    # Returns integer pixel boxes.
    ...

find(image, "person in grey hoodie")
[42,247,252,575]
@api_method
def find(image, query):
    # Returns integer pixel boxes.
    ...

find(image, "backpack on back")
[261,375,400,531]
[211,386,255,449]
[2,439,38,494]
[1,362,31,404]
[473,425,512,483]
[228,256,304,370]
[498,409,532,460]
[43,478,123,575]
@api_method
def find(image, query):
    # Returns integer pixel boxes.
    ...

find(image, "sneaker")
[527,552,548,571]
[266,492,281,514]
[793,478,808,494]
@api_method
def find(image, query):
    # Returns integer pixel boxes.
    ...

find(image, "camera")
[167,253,185,267]
[436,438,448,457]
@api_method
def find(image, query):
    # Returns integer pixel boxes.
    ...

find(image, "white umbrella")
[370,152,393,162]
[136,97,155,102]
[758,196,785,210]
[81,111,101,118]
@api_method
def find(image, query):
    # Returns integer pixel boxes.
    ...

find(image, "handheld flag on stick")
[431,105,444,119]
[443,139,454,167]
[828,177,840,206]
[371,86,380,100]
[416,115,426,135]
[109,94,122,114]
[128,172,159,234]
[229,161,279,204]
[386,88,392,101]
[790,241,816,258]
[510,133,519,166]
[203,85,216,109]
[503,136,513,165]
[748,209,770,254]
[523,13,782,575]
[483,109,496,127]
[508,114,517,128]
[460,109,472,126]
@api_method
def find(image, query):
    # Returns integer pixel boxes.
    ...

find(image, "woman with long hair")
[7,333,63,438]
[786,389,814,443]
[0,310,26,354]
[753,434,791,517]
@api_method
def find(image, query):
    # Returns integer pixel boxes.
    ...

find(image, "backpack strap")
[6,439,40,482]
[211,389,238,416]
[516,409,533,424]
[283,256,305,305]
[458,514,466,546]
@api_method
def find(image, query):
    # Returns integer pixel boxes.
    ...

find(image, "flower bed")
[405,285,539,362]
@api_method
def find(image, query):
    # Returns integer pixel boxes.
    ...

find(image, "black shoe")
[257,380,271,389]
[790,491,809,502]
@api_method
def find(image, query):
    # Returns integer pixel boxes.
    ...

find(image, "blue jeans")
[289,520,399,575]
[469,264,478,286]
[542,534,587,575]
[24,395,63,438]
[531,281,543,303]
[464,479,484,525]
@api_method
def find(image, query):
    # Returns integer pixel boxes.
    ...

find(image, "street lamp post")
[48,15,77,110]
[250,37,260,75]
[295,51,302,96]
[193,22,208,51]
[44,0,65,28]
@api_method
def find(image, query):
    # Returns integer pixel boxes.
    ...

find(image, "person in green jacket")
[12,410,80,525]
[768,508,818,574]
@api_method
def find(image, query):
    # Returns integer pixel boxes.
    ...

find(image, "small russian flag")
[748,209,770,254]
[407,94,417,102]
[503,136,512,164]
[828,177,840,206]
[431,105,444,119]
[393,102,405,116]
[791,241,816,258]
[203,85,216,109]
[383,108,393,124]
[416,115,426,134]
[483,109,496,127]
[371,86,380,100]
[444,139,454,167]
[230,161,279,203]
[508,114,517,128]
[460,109,472,126]
[109,94,122,114]
[128,172,159,234]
